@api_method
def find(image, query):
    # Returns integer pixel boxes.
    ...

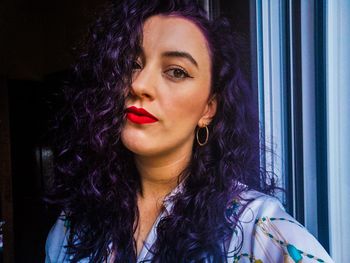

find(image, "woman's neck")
[135,146,192,202]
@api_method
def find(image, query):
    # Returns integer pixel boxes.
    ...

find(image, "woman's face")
[121,15,216,159]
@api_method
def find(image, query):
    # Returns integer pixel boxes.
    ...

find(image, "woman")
[45,0,333,262]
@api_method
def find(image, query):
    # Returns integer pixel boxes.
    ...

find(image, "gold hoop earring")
[196,125,209,146]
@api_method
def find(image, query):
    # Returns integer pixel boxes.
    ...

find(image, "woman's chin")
[121,139,161,157]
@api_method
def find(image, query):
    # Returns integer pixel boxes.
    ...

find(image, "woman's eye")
[132,61,142,70]
[165,68,191,80]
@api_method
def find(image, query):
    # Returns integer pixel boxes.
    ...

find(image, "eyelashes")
[132,61,142,70]
[131,61,193,81]
[164,67,192,80]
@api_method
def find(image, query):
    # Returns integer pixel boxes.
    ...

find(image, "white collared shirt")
[45,188,333,262]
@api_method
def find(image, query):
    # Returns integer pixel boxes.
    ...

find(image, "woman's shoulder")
[238,189,286,218]
[226,189,334,262]
[45,211,71,263]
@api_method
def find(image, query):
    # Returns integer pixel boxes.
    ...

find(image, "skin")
[120,14,217,256]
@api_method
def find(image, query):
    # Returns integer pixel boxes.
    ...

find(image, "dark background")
[0,1,251,262]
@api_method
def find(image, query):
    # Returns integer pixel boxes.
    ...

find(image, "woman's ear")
[198,95,217,127]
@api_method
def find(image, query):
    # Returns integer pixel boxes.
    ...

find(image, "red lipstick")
[126,106,158,124]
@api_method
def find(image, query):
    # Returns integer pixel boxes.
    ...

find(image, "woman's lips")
[126,106,158,124]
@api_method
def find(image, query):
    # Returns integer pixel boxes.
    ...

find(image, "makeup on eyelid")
[133,60,194,80]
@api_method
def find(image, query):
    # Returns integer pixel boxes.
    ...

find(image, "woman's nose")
[129,66,157,100]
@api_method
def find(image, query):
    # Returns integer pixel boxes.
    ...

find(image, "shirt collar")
[162,182,184,214]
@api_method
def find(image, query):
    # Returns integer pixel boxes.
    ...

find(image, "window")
[204,0,350,260]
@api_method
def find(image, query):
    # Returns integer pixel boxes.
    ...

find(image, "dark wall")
[0,0,106,80]
[0,0,108,262]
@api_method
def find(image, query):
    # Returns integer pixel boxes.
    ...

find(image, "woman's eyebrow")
[161,51,198,68]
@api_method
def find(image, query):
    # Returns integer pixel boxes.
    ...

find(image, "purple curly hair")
[47,0,276,262]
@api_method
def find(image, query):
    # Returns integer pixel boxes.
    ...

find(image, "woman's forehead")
[141,15,211,64]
